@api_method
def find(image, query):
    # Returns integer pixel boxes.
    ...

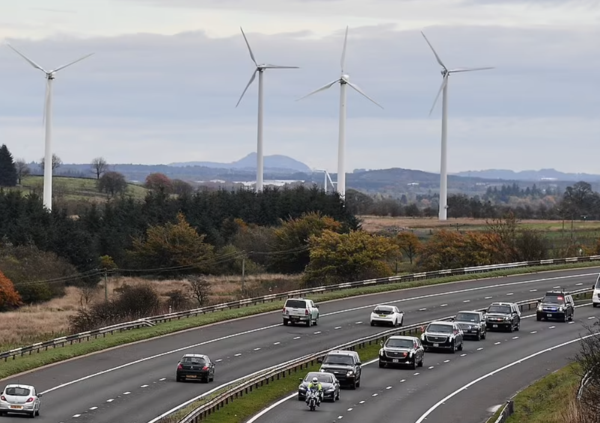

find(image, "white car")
[370,305,404,327]
[0,384,42,418]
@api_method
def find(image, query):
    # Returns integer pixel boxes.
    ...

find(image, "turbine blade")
[240,27,258,66]
[236,69,258,107]
[421,31,446,70]
[6,43,47,72]
[52,53,94,72]
[296,79,339,101]
[449,66,495,73]
[346,82,383,109]
[341,26,349,74]
[263,64,300,69]
[429,74,448,116]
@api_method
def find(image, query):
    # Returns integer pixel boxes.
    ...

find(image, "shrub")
[0,270,21,311]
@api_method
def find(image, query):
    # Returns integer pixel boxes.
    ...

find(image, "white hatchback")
[370,305,404,327]
[0,384,42,418]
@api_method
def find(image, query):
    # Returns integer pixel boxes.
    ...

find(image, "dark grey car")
[298,372,340,402]
[453,311,487,341]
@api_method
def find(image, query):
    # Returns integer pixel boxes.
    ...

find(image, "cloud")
[0,20,598,173]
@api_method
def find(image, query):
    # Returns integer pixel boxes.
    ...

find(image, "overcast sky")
[0,0,599,173]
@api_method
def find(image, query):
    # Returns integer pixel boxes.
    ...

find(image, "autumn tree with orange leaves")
[0,270,22,311]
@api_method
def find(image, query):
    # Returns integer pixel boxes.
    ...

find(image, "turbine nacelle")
[341,74,350,82]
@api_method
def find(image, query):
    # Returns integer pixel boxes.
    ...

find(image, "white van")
[593,275,600,307]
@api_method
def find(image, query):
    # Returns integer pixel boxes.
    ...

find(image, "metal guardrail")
[2,255,599,362]
[493,400,515,423]
[160,289,591,423]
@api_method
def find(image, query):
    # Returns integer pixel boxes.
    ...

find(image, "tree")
[145,172,172,193]
[304,230,400,286]
[40,154,62,173]
[172,179,194,196]
[0,270,22,311]
[14,159,30,185]
[0,144,18,187]
[396,231,421,264]
[127,212,214,272]
[98,171,128,197]
[188,275,211,306]
[485,212,520,262]
[91,157,109,179]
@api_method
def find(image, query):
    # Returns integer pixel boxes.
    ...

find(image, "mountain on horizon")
[453,168,600,183]
[170,153,312,173]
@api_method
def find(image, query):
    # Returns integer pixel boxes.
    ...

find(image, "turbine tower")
[297,27,383,200]
[7,43,93,211]
[421,31,493,221]
[236,27,299,193]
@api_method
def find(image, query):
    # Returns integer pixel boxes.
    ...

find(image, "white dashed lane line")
[356,322,363,324]
[90,407,97,410]
[335,326,342,330]
[73,414,81,418]
[254,347,261,351]
[461,353,467,357]
[484,296,493,299]
[444,360,450,363]
[273,342,280,345]
[477,347,483,351]
[494,342,501,345]
[314,331,321,334]
[506,293,514,296]
[234,353,242,356]
[463,300,470,303]
[386,386,392,390]
[123,392,130,395]
[141,385,148,388]
[419,308,427,311]
[441,304,448,307]
[159,377,166,381]
[106,399,114,403]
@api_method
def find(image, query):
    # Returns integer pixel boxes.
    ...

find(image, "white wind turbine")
[6,43,93,211]
[297,27,383,200]
[421,31,493,221]
[235,27,299,193]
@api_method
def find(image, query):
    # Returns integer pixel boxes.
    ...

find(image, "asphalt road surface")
[251,304,598,423]
[1,267,597,423]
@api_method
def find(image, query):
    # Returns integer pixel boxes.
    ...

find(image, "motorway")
[0,267,598,423]
[251,306,598,423]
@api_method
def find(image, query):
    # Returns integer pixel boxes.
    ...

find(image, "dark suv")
[485,302,520,332]
[318,350,362,389]
[536,290,574,322]
[453,310,487,341]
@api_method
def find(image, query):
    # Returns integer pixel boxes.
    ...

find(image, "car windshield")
[285,300,306,308]
[5,387,30,396]
[455,313,480,322]
[323,355,354,366]
[374,307,394,315]
[385,339,414,348]
[542,296,565,304]
[488,305,511,314]
[182,357,206,364]
[304,373,333,383]
[596,279,600,289]
[427,324,453,333]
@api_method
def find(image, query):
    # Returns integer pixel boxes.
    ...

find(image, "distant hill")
[169,153,312,173]
[454,169,600,182]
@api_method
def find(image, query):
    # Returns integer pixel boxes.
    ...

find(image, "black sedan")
[175,354,215,383]
[298,372,340,402]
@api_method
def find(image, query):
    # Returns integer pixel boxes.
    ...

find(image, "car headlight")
[347,371,354,376]
[421,333,425,340]
[299,385,305,390]
[504,316,510,321]
[537,305,542,311]
[326,388,334,392]
[559,306,564,311]
[379,348,384,356]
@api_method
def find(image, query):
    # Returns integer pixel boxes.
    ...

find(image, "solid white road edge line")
[414,332,600,423]
[38,272,594,395]
[245,358,380,423]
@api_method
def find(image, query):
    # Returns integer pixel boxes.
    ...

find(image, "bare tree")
[40,154,62,173]
[14,159,30,185]
[188,276,212,307]
[91,157,109,179]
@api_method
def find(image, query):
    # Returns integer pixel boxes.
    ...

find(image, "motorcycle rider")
[307,377,323,406]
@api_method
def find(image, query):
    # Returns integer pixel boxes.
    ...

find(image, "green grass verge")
[504,362,581,423]
[1,261,598,381]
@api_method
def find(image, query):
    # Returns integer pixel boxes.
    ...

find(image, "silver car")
[0,384,42,417]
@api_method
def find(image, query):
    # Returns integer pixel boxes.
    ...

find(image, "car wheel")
[400,317,404,326]
[283,319,288,326]
[482,331,486,340]
[306,318,311,327]
[458,342,463,351]
[451,341,456,354]
[314,316,319,326]
[515,321,520,331]
[393,319,398,327]
[418,357,424,367]
[370,321,375,326]
[36,409,40,416]
[411,358,417,370]
[336,390,340,401]
[351,380,357,390]
[356,379,360,388]
[569,311,574,321]
[298,394,304,401]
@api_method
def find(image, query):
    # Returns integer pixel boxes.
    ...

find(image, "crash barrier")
[493,400,514,423]
[3,255,599,362]
[157,289,591,423]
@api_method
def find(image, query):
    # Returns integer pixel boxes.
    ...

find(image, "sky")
[0,0,599,174]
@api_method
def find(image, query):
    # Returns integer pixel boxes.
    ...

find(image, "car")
[282,298,320,327]
[453,310,487,340]
[485,302,521,332]
[297,371,341,402]
[319,350,362,389]
[175,354,215,382]
[420,321,464,353]
[0,384,42,417]
[370,304,404,327]
[378,335,424,369]
[592,275,600,307]
[536,290,575,322]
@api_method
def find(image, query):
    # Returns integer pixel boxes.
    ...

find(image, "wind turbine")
[421,31,493,221]
[298,27,383,200]
[6,43,93,211]
[235,27,299,193]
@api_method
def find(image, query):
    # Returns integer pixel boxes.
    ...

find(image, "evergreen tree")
[0,144,17,187]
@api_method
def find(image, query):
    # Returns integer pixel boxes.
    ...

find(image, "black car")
[485,302,521,332]
[536,290,575,322]
[378,335,424,369]
[453,311,487,341]
[175,354,215,382]
[297,371,340,402]
[319,350,362,389]
[420,321,464,353]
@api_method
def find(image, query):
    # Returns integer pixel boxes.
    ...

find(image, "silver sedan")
[0,384,42,418]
